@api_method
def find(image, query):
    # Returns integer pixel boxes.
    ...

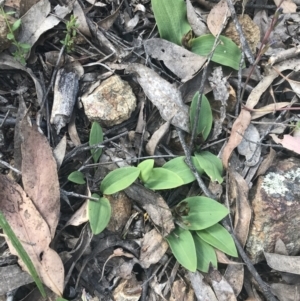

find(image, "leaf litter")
[1,0,300,300]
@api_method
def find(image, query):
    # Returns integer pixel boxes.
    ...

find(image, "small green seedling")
[68,104,237,272]
[0,7,31,65]
[60,15,79,53]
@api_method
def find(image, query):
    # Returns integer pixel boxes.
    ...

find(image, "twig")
[177,129,215,199]
[222,219,278,301]
[0,160,21,175]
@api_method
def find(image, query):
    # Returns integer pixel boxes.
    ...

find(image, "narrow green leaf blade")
[166,227,197,272]
[193,234,217,272]
[57,298,69,301]
[89,122,103,163]
[195,151,223,183]
[19,43,31,50]
[100,167,140,194]
[151,0,191,45]
[180,196,229,230]
[138,159,154,182]
[11,19,21,31]
[144,168,184,190]
[197,223,238,257]
[191,35,243,70]
[68,171,86,184]
[163,157,195,184]
[88,194,111,235]
[190,92,212,141]
[0,211,46,297]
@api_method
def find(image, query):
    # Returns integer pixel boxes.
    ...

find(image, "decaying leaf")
[207,0,230,36]
[186,0,208,36]
[125,63,190,132]
[237,123,261,167]
[139,229,169,268]
[0,176,64,296]
[21,122,60,239]
[144,38,206,82]
[264,252,300,275]
[124,183,175,237]
[19,0,71,58]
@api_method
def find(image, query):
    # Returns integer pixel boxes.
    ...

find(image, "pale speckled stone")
[246,158,300,263]
[82,75,136,127]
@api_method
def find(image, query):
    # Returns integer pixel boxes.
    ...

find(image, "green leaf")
[100,167,140,195]
[189,92,212,141]
[163,157,195,184]
[19,43,31,50]
[89,122,103,163]
[0,211,46,297]
[144,168,184,190]
[191,34,243,70]
[194,151,223,183]
[193,234,217,272]
[166,227,197,272]
[68,171,86,184]
[179,196,229,230]
[6,32,14,40]
[11,19,21,31]
[151,0,191,45]
[57,298,69,301]
[197,223,238,257]
[138,159,154,182]
[5,11,16,15]
[88,194,111,235]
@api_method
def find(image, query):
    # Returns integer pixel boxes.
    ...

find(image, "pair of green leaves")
[166,197,237,272]
[151,0,242,70]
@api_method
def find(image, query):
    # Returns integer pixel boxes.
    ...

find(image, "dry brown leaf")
[144,38,206,82]
[270,134,300,154]
[73,0,92,37]
[65,200,88,227]
[215,250,242,265]
[229,170,251,247]
[237,123,261,167]
[274,0,296,13]
[222,109,251,168]
[207,0,230,36]
[139,229,169,269]
[0,175,64,296]
[255,148,276,178]
[264,252,300,275]
[21,122,60,239]
[186,0,208,36]
[146,121,170,156]
[224,264,244,296]
[271,283,300,301]
[53,135,67,169]
[125,63,190,132]
[209,269,237,301]
[251,102,290,120]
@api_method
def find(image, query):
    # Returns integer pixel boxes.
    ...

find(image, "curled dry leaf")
[144,38,206,82]
[21,122,60,239]
[125,63,190,132]
[0,176,64,296]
